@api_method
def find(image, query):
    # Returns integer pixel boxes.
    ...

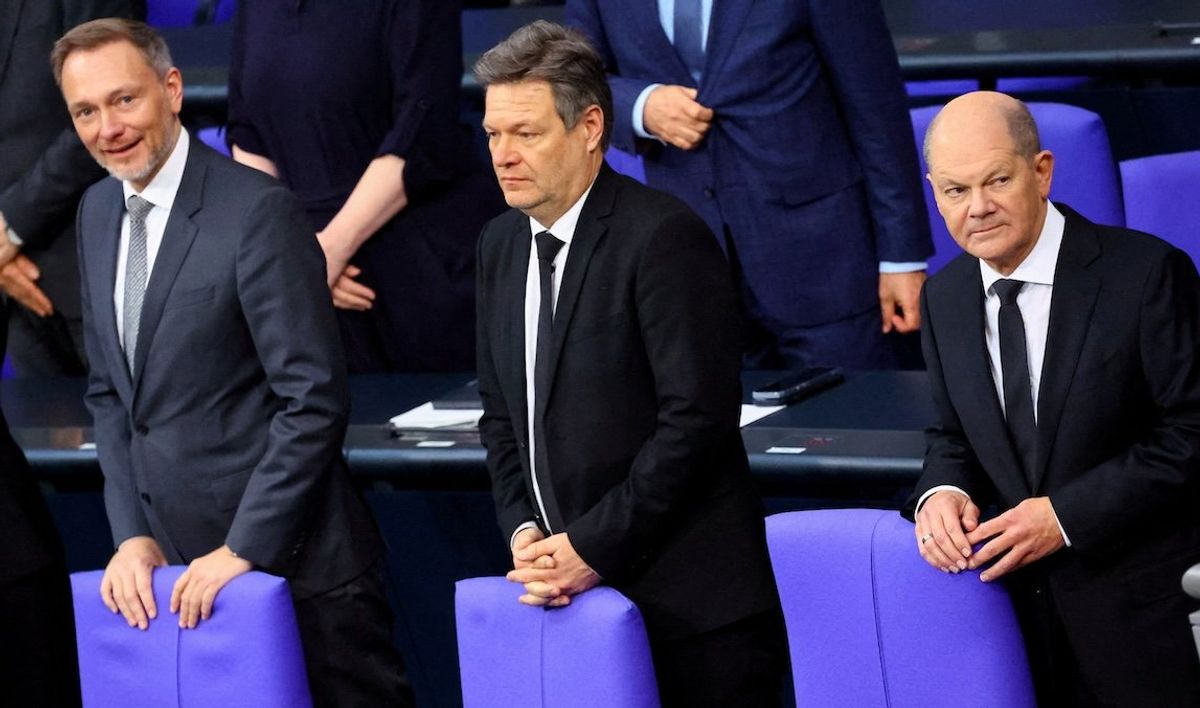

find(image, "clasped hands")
[317,230,376,311]
[99,536,252,630]
[506,527,600,608]
[914,491,1065,582]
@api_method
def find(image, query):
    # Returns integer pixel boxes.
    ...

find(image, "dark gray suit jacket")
[77,137,380,597]
[906,204,1200,704]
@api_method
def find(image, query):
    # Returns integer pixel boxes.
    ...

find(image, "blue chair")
[1120,150,1200,266]
[605,147,645,184]
[71,566,312,707]
[996,77,1093,93]
[456,576,660,708]
[147,0,237,27]
[197,125,231,158]
[905,79,979,98]
[911,102,1124,273]
[767,509,1036,707]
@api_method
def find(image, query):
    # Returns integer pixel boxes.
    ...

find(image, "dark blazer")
[77,137,381,598]
[0,0,142,326]
[477,165,779,640]
[0,321,63,586]
[566,0,931,328]
[908,204,1200,704]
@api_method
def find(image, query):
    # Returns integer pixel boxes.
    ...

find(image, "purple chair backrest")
[1120,151,1200,267]
[71,566,312,708]
[911,102,1124,274]
[197,126,231,158]
[766,509,1035,707]
[606,148,646,184]
[456,576,660,708]
[147,0,237,27]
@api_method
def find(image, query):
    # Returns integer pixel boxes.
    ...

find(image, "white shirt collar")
[527,175,598,246]
[122,126,189,211]
[980,201,1065,294]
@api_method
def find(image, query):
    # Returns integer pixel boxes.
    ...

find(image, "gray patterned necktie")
[124,194,153,374]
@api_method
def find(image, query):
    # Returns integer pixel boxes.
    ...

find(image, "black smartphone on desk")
[751,367,844,406]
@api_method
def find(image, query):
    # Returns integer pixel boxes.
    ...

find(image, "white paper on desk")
[388,402,482,430]
[740,404,785,428]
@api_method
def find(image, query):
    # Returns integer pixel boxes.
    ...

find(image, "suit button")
[702,187,715,199]
[517,440,527,449]
[136,425,149,436]
[140,492,151,505]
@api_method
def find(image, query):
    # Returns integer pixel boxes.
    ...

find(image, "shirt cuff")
[879,261,926,273]
[510,520,540,550]
[632,84,664,140]
[915,485,969,514]
[0,211,22,248]
[1046,497,1071,547]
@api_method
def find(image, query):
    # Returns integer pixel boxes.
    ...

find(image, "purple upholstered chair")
[1120,150,1200,267]
[606,147,646,184]
[197,125,231,158]
[456,576,660,708]
[147,0,237,27]
[71,566,312,708]
[911,102,1124,273]
[766,509,1035,708]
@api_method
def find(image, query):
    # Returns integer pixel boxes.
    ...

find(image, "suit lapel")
[1033,208,1101,492]
[0,0,25,86]
[700,0,754,97]
[537,166,615,414]
[95,182,133,398]
[130,141,205,397]
[940,261,1031,500]
[509,217,532,435]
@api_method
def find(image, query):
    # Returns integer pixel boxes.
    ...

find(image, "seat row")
[70,508,1039,707]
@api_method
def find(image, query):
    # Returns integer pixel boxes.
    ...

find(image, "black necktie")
[533,231,565,531]
[994,279,1038,487]
[674,0,705,80]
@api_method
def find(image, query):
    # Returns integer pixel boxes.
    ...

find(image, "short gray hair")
[473,20,613,150]
[52,18,173,86]
[923,97,1041,166]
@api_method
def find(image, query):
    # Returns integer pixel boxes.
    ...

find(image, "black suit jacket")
[77,137,381,598]
[477,165,778,639]
[0,321,63,586]
[908,204,1200,703]
[0,0,142,322]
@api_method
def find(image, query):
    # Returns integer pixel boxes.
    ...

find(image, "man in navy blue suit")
[567,0,932,369]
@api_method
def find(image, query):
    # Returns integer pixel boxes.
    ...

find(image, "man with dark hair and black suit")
[908,91,1200,706]
[0,0,143,377]
[56,18,412,706]
[565,0,932,371]
[473,21,785,706]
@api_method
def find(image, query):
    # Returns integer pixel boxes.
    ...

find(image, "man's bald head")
[923,92,1040,170]
[921,91,1055,276]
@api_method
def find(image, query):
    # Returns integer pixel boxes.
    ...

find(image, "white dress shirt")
[114,127,189,348]
[514,181,596,541]
[920,202,1071,544]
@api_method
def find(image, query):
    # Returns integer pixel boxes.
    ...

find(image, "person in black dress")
[227,0,503,372]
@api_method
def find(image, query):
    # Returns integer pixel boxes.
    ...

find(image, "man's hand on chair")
[507,532,600,608]
[100,536,168,630]
[170,545,252,628]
